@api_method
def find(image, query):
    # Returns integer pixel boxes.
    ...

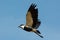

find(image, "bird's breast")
[24,27,32,32]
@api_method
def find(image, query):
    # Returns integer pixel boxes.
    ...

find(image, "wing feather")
[26,3,41,29]
[26,11,33,27]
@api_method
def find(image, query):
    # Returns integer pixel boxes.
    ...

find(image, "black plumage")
[28,4,41,29]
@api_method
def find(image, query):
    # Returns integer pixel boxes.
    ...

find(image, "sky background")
[0,0,60,40]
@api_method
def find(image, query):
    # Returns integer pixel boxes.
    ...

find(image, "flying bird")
[18,3,43,38]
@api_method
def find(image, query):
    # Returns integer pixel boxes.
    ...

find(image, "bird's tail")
[34,30,43,38]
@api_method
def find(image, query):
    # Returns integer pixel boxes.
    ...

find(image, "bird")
[18,3,43,38]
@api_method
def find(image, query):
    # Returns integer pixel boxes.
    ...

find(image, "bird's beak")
[18,26,20,28]
[18,26,21,28]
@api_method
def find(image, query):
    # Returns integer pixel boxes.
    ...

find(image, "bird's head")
[18,24,25,29]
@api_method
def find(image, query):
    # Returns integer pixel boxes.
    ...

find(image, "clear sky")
[0,0,60,40]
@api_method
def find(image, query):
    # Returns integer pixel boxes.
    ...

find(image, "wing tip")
[28,3,37,11]
[31,3,37,8]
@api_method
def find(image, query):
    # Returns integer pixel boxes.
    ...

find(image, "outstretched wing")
[26,3,41,29]
[26,11,33,27]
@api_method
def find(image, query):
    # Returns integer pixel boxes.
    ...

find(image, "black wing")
[28,3,41,29]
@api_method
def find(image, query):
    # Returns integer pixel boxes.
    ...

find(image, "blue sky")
[0,0,60,40]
